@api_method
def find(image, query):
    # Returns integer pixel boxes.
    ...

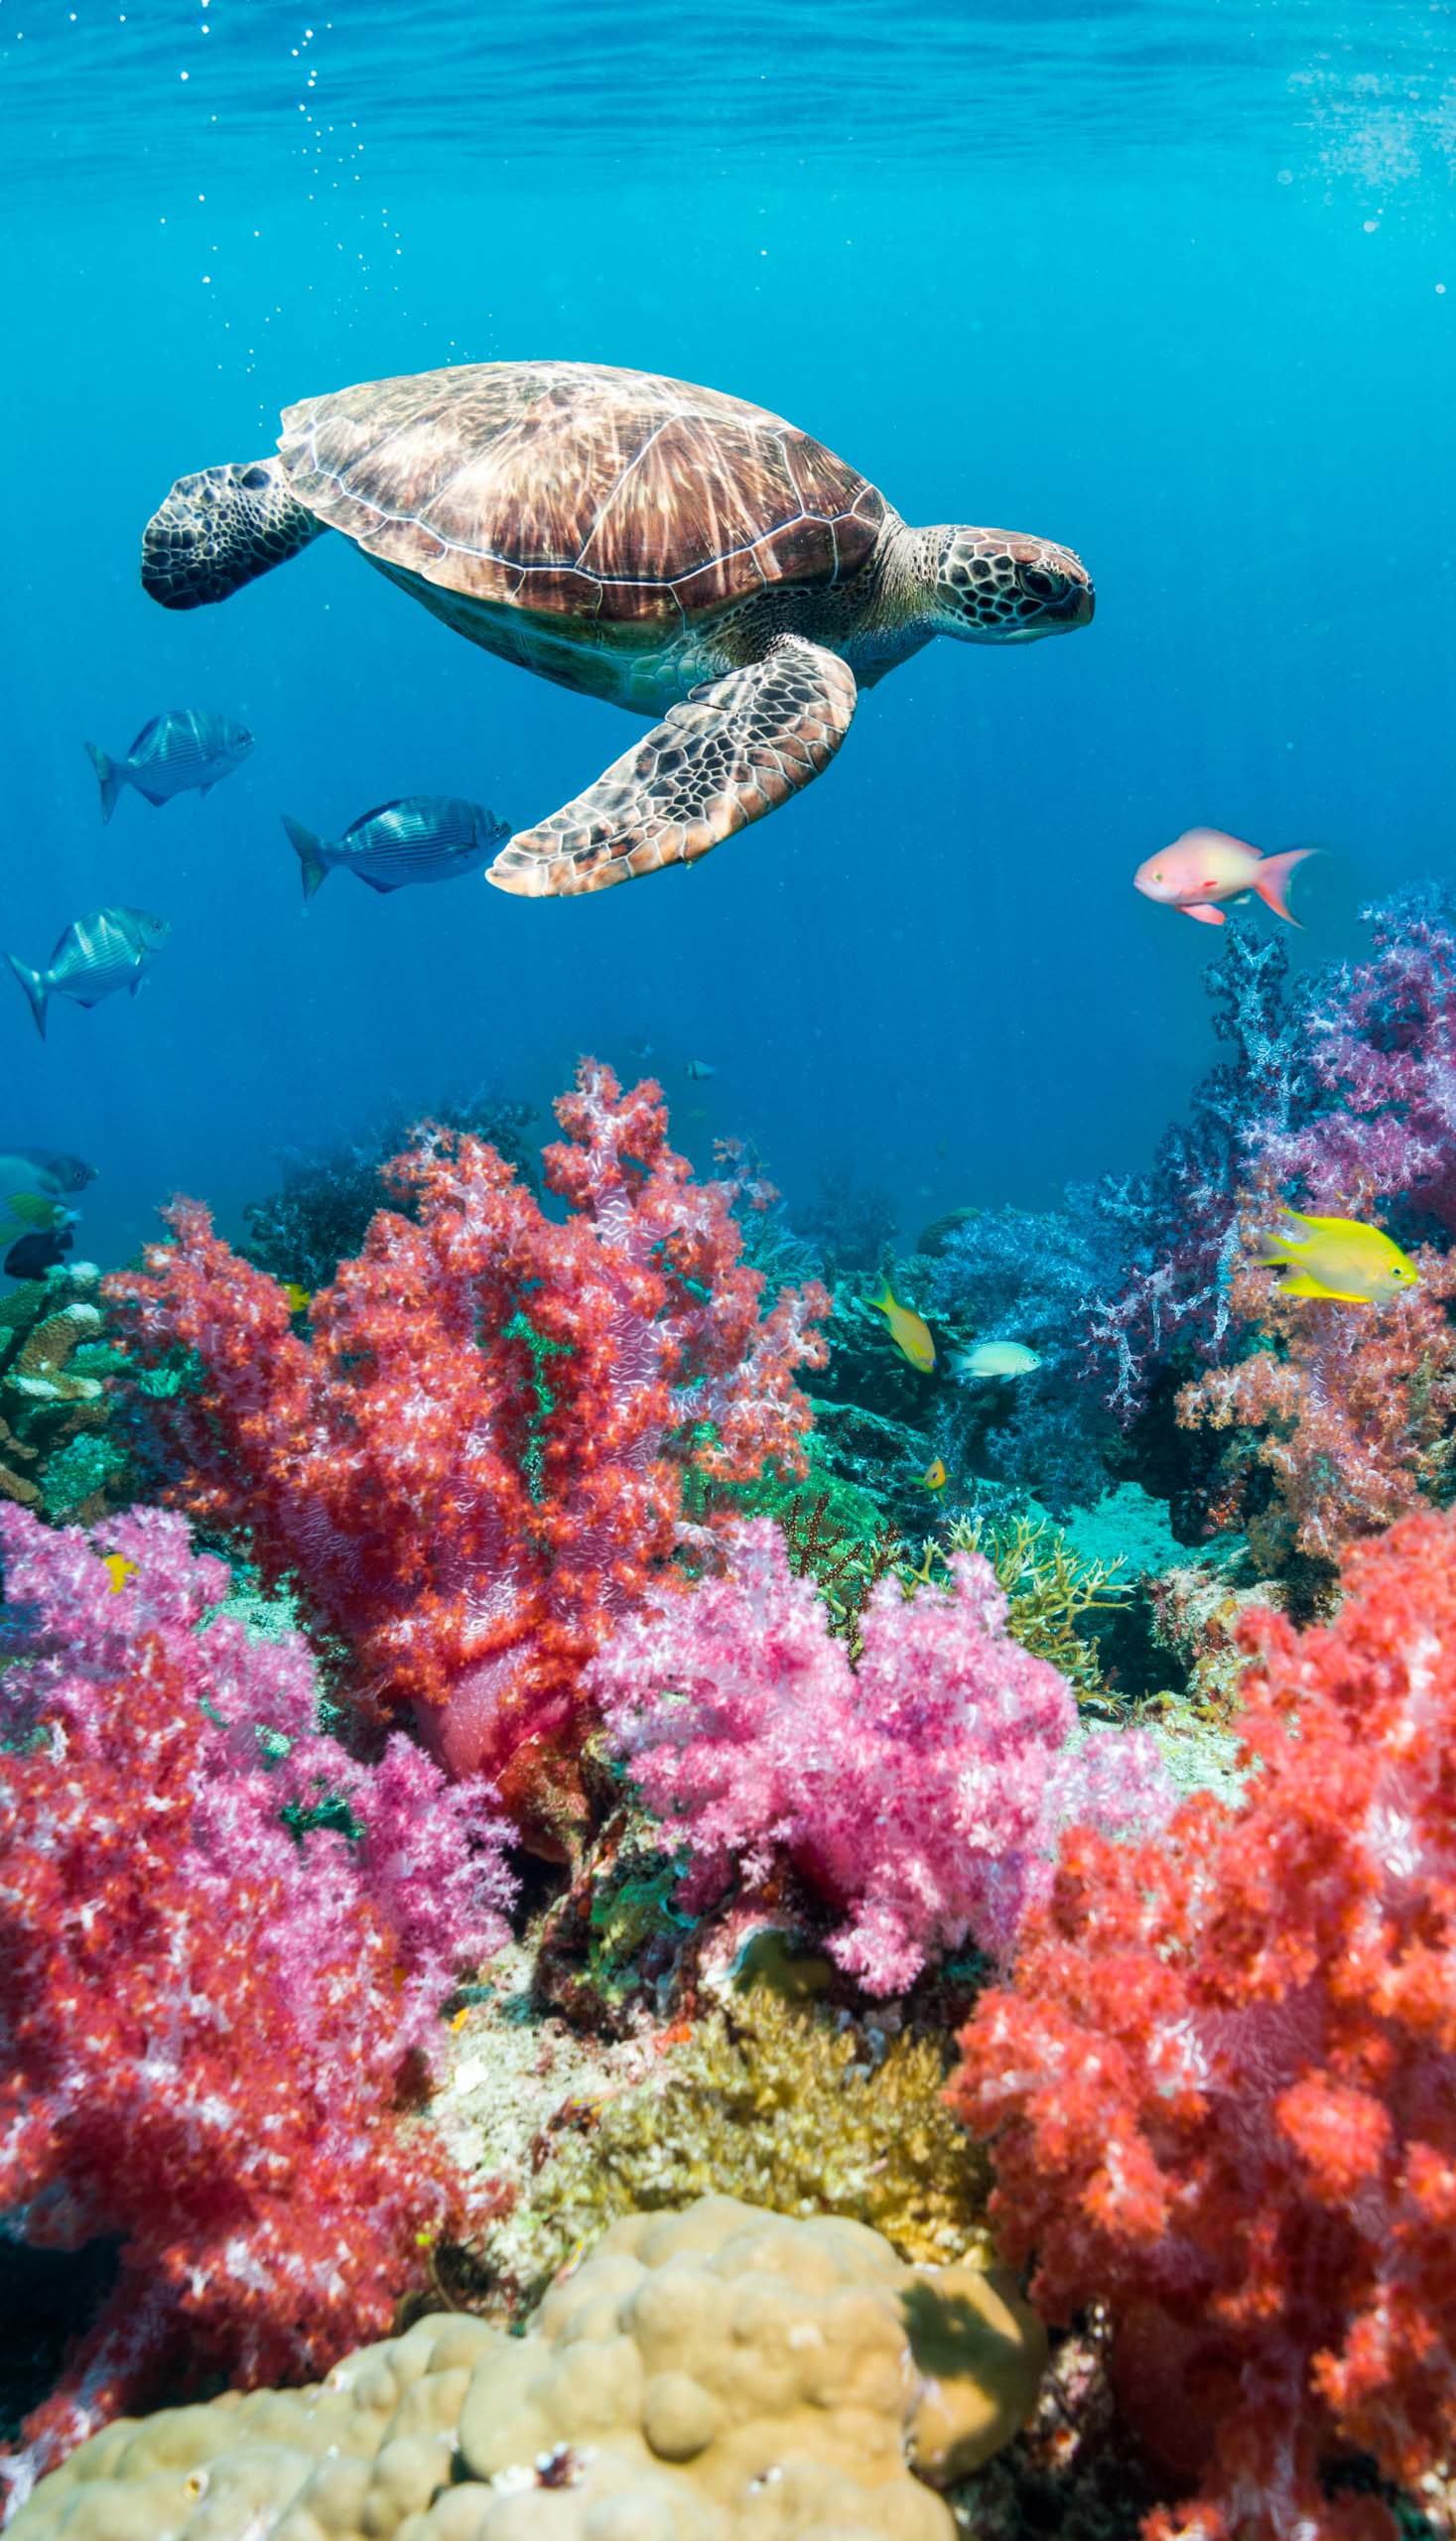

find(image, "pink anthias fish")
[1132,829,1314,927]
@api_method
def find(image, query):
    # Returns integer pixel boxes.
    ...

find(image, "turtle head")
[927,527,1094,644]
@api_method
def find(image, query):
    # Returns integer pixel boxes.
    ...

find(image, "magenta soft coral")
[0,1503,513,2508]
[107,1063,827,1832]
[951,1505,1456,2541]
[593,1518,1170,1993]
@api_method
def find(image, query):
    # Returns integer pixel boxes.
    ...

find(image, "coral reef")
[241,1090,539,1290]
[903,1511,1129,1701]
[0,1504,512,2503]
[950,1504,1456,2541]
[107,1065,828,1837]
[926,1205,1122,1516]
[594,1517,1171,1993]
[1260,885,1456,1233]
[10,2200,1047,2541]
[0,1265,126,1522]
[1176,1239,1456,1569]
[1078,922,1312,1422]
[523,1986,993,2272]
[791,1157,899,1276]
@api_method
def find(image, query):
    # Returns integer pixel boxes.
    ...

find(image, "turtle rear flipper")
[487,636,858,898]
[142,459,325,610]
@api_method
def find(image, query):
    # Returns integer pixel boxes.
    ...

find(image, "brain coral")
[10,2198,1046,2541]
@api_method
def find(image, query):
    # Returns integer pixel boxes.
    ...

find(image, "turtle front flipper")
[142,460,326,610]
[487,637,859,897]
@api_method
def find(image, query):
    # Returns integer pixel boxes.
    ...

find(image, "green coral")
[521,1986,992,2276]
[0,1266,129,1523]
[904,1510,1129,1699]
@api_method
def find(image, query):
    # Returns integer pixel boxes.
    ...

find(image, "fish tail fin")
[85,743,123,825]
[6,955,49,1040]
[1253,848,1314,925]
[282,814,330,901]
[1255,1208,1310,1266]
[869,1275,893,1314]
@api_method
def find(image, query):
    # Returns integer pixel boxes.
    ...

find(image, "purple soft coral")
[593,1519,1171,1995]
[1259,888,1456,1230]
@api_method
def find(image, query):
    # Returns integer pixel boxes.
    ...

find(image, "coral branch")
[951,1506,1456,2541]
[107,1064,827,1831]
[0,1504,512,2505]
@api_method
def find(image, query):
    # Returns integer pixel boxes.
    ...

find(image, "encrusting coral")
[951,1503,1456,2541]
[0,1504,513,2505]
[0,1264,126,1521]
[107,1064,827,1839]
[8,2198,1047,2541]
[593,1516,1170,1992]
[521,1986,993,2274]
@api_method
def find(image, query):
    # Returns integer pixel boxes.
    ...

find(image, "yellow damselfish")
[869,1277,936,1373]
[1257,1209,1420,1305]
[283,1281,311,1315]
[101,1552,136,1594]
[922,1456,949,1492]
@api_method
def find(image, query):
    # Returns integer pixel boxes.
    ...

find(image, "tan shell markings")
[279,360,886,629]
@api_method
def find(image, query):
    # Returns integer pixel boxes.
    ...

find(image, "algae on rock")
[520,1988,993,2277]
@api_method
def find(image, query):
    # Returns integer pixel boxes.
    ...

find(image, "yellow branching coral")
[521,1986,993,2276]
[903,1513,1128,1700]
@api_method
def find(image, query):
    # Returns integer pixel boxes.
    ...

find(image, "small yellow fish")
[283,1282,311,1314]
[870,1277,936,1373]
[1257,1209,1420,1305]
[922,1456,949,1492]
[101,1552,136,1594]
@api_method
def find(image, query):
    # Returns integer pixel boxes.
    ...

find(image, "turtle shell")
[277,360,886,627]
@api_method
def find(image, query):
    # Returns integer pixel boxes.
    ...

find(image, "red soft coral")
[107,1063,827,1834]
[0,1503,508,2511]
[950,1506,1456,2541]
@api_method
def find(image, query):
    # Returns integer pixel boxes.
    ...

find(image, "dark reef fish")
[282,796,510,899]
[85,708,253,823]
[6,907,172,1039]
[4,1226,74,1279]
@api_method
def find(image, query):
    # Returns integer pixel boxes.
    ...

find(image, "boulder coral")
[7,2198,1047,2541]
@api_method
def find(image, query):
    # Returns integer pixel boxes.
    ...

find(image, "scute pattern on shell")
[278,361,887,627]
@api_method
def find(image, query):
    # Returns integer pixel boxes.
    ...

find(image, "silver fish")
[85,709,253,823]
[684,1058,717,1081]
[282,797,510,900]
[6,908,172,1040]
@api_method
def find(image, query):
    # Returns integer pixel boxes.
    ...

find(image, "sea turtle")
[143,360,1094,897]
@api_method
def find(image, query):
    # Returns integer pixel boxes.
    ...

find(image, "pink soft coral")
[0,1503,512,2508]
[951,1505,1456,2541]
[1175,1232,1456,1565]
[107,1063,827,1837]
[593,1518,1170,1993]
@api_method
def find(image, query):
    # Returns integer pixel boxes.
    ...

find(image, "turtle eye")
[1021,568,1061,600]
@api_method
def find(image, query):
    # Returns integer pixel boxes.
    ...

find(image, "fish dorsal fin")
[348,802,404,835]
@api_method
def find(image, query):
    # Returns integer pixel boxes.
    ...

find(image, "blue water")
[4,0,1455,1267]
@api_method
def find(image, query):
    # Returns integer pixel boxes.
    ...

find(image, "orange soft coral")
[951,1506,1456,2541]
[108,1063,827,1834]
[1174,1232,1456,1567]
